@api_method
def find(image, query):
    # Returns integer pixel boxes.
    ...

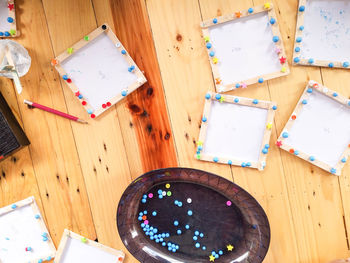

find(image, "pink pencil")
[24,99,88,124]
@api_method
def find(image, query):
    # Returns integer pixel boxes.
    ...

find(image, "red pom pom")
[91,114,95,118]
[106,102,111,107]
[102,104,106,108]
[67,78,72,83]
[82,101,87,106]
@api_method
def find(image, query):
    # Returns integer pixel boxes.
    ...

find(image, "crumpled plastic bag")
[0,40,31,78]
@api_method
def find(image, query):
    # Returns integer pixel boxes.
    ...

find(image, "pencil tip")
[78,119,88,124]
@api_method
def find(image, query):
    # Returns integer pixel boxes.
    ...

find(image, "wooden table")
[1,0,350,262]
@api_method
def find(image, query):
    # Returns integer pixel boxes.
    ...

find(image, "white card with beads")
[0,197,56,263]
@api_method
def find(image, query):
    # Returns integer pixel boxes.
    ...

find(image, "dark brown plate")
[117,168,270,263]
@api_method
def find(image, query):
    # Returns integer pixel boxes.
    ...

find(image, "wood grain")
[92,0,178,178]
[2,0,350,262]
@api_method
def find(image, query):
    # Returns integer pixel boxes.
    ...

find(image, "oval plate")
[117,168,270,263]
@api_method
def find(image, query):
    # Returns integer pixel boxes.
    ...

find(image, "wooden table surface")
[1,0,350,262]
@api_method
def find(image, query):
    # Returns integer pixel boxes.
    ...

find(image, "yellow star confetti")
[219,97,225,103]
[209,254,215,262]
[213,57,218,64]
[281,66,287,73]
[227,244,234,251]
[197,141,203,146]
[204,36,210,42]
[266,123,273,129]
[9,29,16,36]
[264,2,271,9]
[67,47,74,54]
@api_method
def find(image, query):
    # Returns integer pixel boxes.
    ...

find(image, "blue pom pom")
[330,168,337,174]
[253,99,259,104]
[270,18,276,24]
[241,162,246,167]
[213,18,218,24]
[282,132,289,138]
[0,32,3,36]
[294,57,300,63]
[206,43,212,49]
[296,37,302,43]
[248,7,254,13]
[272,105,277,110]
[62,75,68,80]
[174,220,179,226]
[246,162,251,166]
[177,229,182,235]
[215,94,221,100]
[185,224,190,229]
[4,31,10,37]
[205,93,211,99]
[193,236,198,241]
[234,98,239,103]
[202,116,207,122]
[302,99,307,104]
[202,246,207,250]
[121,50,126,54]
[333,92,338,97]
[11,204,17,209]
[295,47,300,52]
[299,5,305,12]
[235,83,240,88]
[265,144,270,149]
[294,150,299,155]
[121,90,127,96]
[209,51,215,57]
[308,58,314,64]
[7,17,13,23]
[228,160,232,165]
[213,157,219,162]
[341,157,347,163]
[307,88,313,93]
[272,36,279,42]
[78,94,83,99]
[343,62,349,68]
[87,109,93,114]
[309,156,315,161]
[262,148,268,154]
[299,25,304,31]
[348,101,350,106]
[187,210,193,216]
[328,62,334,68]
[258,78,264,83]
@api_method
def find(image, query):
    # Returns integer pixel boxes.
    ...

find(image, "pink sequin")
[226,201,232,206]
[148,193,153,198]
[144,220,149,225]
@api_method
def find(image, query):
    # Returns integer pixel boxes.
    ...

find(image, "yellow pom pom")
[81,237,87,243]
[264,2,271,9]
[165,183,170,189]
[281,66,287,73]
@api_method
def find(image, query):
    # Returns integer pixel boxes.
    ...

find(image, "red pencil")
[24,100,88,124]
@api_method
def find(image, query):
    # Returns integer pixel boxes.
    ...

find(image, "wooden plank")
[41,0,133,255]
[92,0,178,178]
[0,79,45,214]
[146,0,232,180]
[6,0,97,246]
[198,1,299,262]
[264,0,350,262]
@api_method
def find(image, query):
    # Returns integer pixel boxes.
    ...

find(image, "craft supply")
[24,100,88,124]
[0,91,29,162]
[293,0,350,68]
[0,0,18,37]
[118,168,270,263]
[52,24,147,118]
[196,92,276,170]
[0,197,56,263]
[201,4,289,93]
[54,230,124,263]
[277,80,350,175]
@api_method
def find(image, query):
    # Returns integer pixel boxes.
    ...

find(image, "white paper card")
[59,236,121,263]
[300,0,350,62]
[203,100,268,162]
[208,11,280,85]
[284,90,350,167]
[0,200,55,263]
[0,0,10,33]
[60,33,137,111]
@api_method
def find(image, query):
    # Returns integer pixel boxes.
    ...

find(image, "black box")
[0,92,30,161]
